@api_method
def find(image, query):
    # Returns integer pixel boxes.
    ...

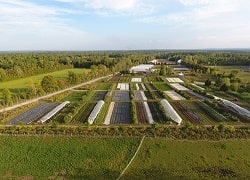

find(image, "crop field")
[147,76,163,82]
[164,91,186,100]
[152,82,172,91]
[147,102,166,123]
[72,102,96,123]
[144,91,153,100]
[123,139,250,179]
[171,101,201,125]
[91,91,107,101]
[2,137,249,179]
[134,91,147,101]
[0,136,140,179]
[172,101,228,125]
[135,102,148,124]
[109,102,131,124]
[112,91,130,101]
[50,103,77,123]
[7,102,59,125]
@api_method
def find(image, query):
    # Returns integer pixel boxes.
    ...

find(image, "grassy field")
[123,138,250,179]
[0,68,87,92]
[216,66,250,83]
[0,137,249,179]
[0,136,140,179]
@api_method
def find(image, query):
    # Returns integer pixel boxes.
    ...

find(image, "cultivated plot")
[109,102,131,124]
[164,91,186,100]
[91,91,107,101]
[7,102,59,125]
[170,83,189,91]
[171,101,201,125]
[136,102,148,124]
[166,77,183,83]
[112,91,130,101]
[134,91,147,101]
[131,78,142,82]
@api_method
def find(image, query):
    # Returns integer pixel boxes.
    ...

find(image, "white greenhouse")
[160,99,182,125]
[88,100,105,124]
[130,64,154,73]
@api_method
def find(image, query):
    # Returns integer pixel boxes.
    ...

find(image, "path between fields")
[117,136,145,180]
[0,74,112,113]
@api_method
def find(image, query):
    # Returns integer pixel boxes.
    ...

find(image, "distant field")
[123,138,250,179]
[0,68,86,90]
[0,137,249,179]
[216,66,250,83]
[0,68,88,98]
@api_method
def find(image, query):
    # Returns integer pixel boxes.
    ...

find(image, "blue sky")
[1,0,250,51]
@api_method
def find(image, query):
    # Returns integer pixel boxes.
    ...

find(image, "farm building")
[130,64,155,74]
[149,59,176,65]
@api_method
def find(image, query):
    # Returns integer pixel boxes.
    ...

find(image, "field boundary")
[117,136,145,180]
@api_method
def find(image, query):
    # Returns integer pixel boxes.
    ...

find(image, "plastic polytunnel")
[38,101,70,123]
[160,99,182,125]
[88,100,105,124]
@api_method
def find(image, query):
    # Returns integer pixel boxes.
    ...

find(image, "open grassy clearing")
[216,66,250,83]
[0,68,86,90]
[0,136,140,179]
[123,138,250,179]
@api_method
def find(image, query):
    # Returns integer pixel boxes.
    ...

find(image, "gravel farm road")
[0,74,113,113]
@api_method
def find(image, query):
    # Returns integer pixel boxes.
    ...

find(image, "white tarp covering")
[166,78,183,83]
[131,78,142,82]
[88,100,105,124]
[104,102,115,125]
[164,91,186,100]
[143,102,154,124]
[160,99,182,125]
[38,101,70,123]
[130,64,154,73]
[170,83,189,91]
[117,83,130,90]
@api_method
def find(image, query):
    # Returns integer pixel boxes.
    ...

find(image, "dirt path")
[0,74,112,113]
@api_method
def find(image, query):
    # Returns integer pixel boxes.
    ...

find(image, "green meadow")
[0,68,87,98]
[216,66,250,83]
[123,138,250,179]
[0,136,249,179]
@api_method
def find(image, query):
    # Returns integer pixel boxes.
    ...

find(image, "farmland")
[0,136,249,179]
[0,136,140,179]
[122,138,250,179]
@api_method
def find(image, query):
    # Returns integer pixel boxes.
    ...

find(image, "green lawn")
[0,136,140,179]
[123,138,250,179]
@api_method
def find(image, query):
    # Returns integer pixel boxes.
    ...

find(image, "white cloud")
[55,0,155,16]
